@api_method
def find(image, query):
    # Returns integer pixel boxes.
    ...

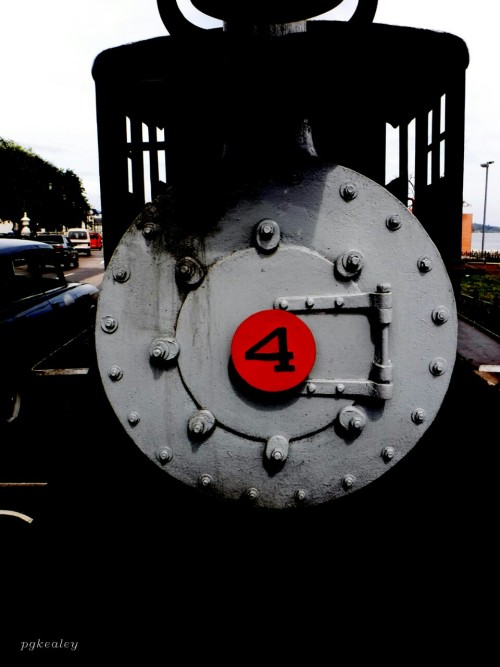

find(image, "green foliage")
[0,138,90,231]
[461,274,500,302]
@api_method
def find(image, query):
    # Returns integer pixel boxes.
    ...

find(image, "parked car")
[0,238,99,425]
[67,228,92,256]
[89,231,103,250]
[35,233,79,269]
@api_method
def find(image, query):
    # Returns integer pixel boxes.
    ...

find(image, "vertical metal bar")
[148,125,160,199]
[431,98,441,183]
[130,119,145,207]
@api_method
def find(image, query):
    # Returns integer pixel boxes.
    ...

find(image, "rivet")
[157,447,173,464]
[101,315,118,333]
[411,408,427,424]
[277,298,289,310]
[336,383,345,393]
[306,383,316,394]
[255,219,280,252]
[175,257,205,288]
[295,489,307,502]
[188,410,216,437]
[142,223,157,239]
[335,297,344,307]
[432,306,450,325]
[340,181,358,201]
[245,487,260,501]
[336,250,364,279]
[430,358,448,376]
[342,474,356,490]
[386,214,402,231]
[418,256,433,273]
[265,435,289,465]
[338,406,367,436]
[127,411,140,426]
[305,297,315,308]
[345,252,362,271]
[260,222,274,237]
[108,365,123,381]
[112,265,130,283]
[199,474,213,487]
[150,337,180,363]
[382,446,395,462]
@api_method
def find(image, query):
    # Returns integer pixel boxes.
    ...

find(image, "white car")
[67,228,92,256]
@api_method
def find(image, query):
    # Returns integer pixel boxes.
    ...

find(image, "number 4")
[245,327,295,372]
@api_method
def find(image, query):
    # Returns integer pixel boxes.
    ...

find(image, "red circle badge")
[231,310,316,392]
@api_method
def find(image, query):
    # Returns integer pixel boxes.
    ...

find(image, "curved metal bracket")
[157,0,207,36]
[157,0,378,34]
[350,0,378,24]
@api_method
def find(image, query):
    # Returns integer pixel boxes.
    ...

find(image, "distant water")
[471,232,500,252]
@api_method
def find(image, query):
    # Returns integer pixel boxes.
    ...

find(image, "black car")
[0,239,99,424]
[35,233,79,269]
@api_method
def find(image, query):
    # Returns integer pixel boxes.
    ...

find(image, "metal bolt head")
[345,252,362,271]
[188,410,216,437]
[142,223,157,239]
[342,474,356,490]
[335,297,344,307]
[175,257,205,287]
[127,411,140,426]
[199,474,213,487]
[430,358,448,376]
[432,306,450,325]
[336,249,364,279]
[386,214,402,231]
[305,297,315,308]
[277,298,289,310]
[351,418,363,431]
[338,406,367,436]
[265,435,289,465]
[101,315,118,333]
[255,219,280,252]
[112,265,130,283]
[306,383,316,395]
[108,365,123,381]
[157,447,173,464]
[418,256,433,273]
[411,408,427,424]
[150,337,180,363]
[336,383,345,394]
[295,489,307,502]
[340,181,358,201]
[382,446,395,462]
[245,487,259,501]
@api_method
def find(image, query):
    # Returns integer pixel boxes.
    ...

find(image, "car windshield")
[0,250,65,306]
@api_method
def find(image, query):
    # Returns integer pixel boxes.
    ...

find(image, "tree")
[0,138,90,232]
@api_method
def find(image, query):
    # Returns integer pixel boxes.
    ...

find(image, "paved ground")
[457,316,500,386]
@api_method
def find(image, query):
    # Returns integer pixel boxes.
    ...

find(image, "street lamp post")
[480,161,494,258]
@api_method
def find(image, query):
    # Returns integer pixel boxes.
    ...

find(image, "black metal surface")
[93,21,468,268]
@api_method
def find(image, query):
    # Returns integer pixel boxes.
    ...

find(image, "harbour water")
[471,232,500,252]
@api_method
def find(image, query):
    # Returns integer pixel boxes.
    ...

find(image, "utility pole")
[480,161,494,257]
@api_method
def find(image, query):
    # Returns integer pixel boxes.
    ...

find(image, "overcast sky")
[1,0,498,229]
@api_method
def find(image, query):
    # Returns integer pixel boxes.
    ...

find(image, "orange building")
[462,212,473,254]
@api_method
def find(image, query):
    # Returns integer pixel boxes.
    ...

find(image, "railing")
[462,250,500,261]
[458,293,500,340]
